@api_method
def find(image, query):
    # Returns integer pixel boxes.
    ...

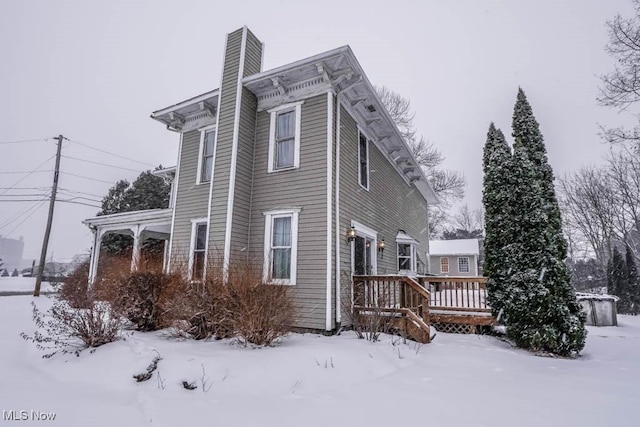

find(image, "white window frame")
[350,220,378,276]
[440,257,449,274]
[458,256,470,273]
[397,243,417,274]
[357,129,370,190]
[189,218,208,280]
[263,209,300,285]
[197,125,217,184]
[268,101,303,173]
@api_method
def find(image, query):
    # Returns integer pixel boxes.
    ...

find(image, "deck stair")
[352,275,495,342]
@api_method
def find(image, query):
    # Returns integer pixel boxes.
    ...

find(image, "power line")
[57,199,101,208]
[59,171,118,185]
[4,200,48,237]
[61,154,143,173]
[57,192,102,203]
[0,138,49,145]
[68,138,156,168]
[58,186,104,199]
[0,155,55,197]
[0,198,50,202]
[0,170,53,174]
[0,199,47,230]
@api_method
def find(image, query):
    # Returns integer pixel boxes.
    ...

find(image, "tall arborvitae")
[625,245,639,314]
[482,123,513,315]
[512,88,567,262]
[504,89,586,356]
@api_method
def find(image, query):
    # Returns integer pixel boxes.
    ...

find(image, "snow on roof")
[429,239,479,256]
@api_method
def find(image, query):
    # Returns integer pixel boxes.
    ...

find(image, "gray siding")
[338,104,430,323]
[170,129,211,265]
[249,94,329,330]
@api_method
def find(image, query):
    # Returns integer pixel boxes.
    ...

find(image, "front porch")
[82,209,173,283]
[352,275,495,342]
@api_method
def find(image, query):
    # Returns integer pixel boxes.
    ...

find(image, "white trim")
[196,125,217,185]
[334,96,342,324]
[267,101,304,173]
[151,89,220,117]
[457,256,470,274]
[223,26,248,275]
[357,128,370,191]
[350,220,378,275]
[189,218,208,279]
[263,210,299,285]
[325,91,333,331]
[166,132,184,272]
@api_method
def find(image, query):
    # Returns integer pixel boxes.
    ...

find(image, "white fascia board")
[151,89,220,118]
[83,209,173,227]
[242,46,350,86]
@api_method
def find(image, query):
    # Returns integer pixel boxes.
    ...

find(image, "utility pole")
[34,135,64,296]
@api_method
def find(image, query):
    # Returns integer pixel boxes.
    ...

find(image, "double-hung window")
[263,210,299,285]
[440,257,449,274]
[458,257,470,273]
[358,130,369,189]
[199,128,216,183]
[398,244,414,271]
[190,220,208,280]
[268,102,302,172]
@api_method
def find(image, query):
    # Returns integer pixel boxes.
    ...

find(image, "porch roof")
[83,209,173,237]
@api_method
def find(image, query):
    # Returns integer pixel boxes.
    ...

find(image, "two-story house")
[84,26,438,332]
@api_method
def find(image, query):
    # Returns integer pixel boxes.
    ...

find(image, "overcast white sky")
[0,0,634,262]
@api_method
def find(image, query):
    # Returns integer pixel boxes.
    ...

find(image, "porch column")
[131,224,142,272]
[88,229,103,286]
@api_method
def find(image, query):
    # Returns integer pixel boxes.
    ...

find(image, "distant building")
[429,239,480,277]
[0,235,25,272]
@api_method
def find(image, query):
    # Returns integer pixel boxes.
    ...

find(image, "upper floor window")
[458,257,470,273]
[440,257,449,274]
[190,220,208,280]
[268,102,303,173]
[198,128,216,183]
[263,209,299,285]
[358,130,369,189]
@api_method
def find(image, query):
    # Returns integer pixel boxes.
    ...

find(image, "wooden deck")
[352,275,495,342]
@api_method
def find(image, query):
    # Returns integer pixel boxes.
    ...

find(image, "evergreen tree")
[626,245,640,314]
[611,247,629,312]
[501,89,586,356]
[606,257,616,296]
[11,268,18,277]
[482,123,513,315]
[98,169,171,255]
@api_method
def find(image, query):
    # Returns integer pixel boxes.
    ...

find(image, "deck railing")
[416,276,490,312]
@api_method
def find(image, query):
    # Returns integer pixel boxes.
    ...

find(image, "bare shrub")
[344,274,395,342]
[178,253,295,346]
[20,299,123,358]
[58,260,91,309]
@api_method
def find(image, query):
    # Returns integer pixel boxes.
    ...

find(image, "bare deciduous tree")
[376,86,465,235]
[599,0,640,145]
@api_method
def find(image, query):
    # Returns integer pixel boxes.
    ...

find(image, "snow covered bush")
[21,299,123,358]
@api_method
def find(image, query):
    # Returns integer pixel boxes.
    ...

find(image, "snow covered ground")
[0,276,55,294]
[1,286,638,426]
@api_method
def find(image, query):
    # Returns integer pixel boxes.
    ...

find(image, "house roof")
[429,239,479,256]
[149,35,439,204]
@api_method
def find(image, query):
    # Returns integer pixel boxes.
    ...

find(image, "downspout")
[326,91,334,331]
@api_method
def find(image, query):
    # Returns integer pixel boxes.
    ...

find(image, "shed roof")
[429,239,479,256]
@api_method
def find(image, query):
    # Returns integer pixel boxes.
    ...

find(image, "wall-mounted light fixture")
[347,226,356,243]
[378,239,385,257]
